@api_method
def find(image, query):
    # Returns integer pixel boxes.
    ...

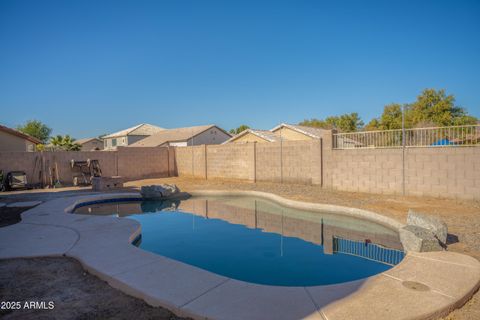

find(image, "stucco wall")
[230,132,269,143]
[80,140,104,151]
[186,127,231,146]
[127,135,149,146]
[271,127,314,141]
[0,130,36,152]
[104,135,144,150]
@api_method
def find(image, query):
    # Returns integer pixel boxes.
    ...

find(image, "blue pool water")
[75,196,404,286]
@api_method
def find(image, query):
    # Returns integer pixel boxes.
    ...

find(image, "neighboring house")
[102,123,165,150]
[76,137,104,151]
[226,123,331,144]
[129,125,231,147]
[334,136,364,149]
[270,123,331,140]
[0,124,41,152]
[224,129,282,144]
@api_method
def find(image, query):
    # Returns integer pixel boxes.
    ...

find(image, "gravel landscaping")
[1,178,479,319]
[0,257,189,320]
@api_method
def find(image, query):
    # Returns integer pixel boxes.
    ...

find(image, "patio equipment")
[70,159,102,186]
[53,158,62,188]
[3,171,28,191]
[29,155,43,189]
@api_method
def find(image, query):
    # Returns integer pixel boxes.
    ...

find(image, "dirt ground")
[1,177,479,319]
[0,257,189,320]
[126,177,480,320]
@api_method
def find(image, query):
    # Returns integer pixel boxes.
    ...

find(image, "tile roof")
[271,123,330,139]
[102,123,165,139]
[75,137,102,145]
[129,125,229,147]
[224,129,282,143]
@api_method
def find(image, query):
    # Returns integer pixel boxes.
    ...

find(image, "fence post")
[280,133,283,183]
[253,142,257,183]
[402,105,406,195]
[167,147,170,177]
[320,138,323,188]
[115,150,119,176]
[204,144,208,180]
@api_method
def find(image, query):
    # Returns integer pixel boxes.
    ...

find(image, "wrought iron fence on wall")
[332,236,405,266]
[333,124,480,149]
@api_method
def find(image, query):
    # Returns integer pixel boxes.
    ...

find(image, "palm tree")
[64,135,81,151]
[49,135,81,151]
[50,135,64,150]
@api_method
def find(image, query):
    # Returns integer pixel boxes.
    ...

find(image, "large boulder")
[399,225,444,252]
[407,210,448,244]
[140,184,180,199]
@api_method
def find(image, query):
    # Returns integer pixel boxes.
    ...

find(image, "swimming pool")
[74,195,405,286]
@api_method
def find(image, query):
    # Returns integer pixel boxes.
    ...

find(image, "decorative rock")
[407,210,448,244]
[399,225,444,252]
[6,201,43,208]
[140,184,180,199]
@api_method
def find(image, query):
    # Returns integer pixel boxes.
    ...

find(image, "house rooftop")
[102,123,165,139]
[271,123,331,139]
[224,129,282,143]
[0,124,41,144]
[129,125,229,147]
[75,137,101,145]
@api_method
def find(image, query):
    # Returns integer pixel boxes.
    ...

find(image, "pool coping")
[0,190,479,320]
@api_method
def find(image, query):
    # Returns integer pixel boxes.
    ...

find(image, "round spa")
[73,195,405,287]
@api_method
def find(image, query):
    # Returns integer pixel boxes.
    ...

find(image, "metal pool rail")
[333,237,405,266]
[333,124,480,149]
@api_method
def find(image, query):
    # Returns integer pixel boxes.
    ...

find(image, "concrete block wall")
[325,146,480,200]
[255,141,316,183]
[0,147,173,186]
[175,140,318,183]
[1,137,478,200]
[255,142,282,182]
[404,147,480,200]
[324,148,404,195]
[174,147,194,178]
[0,151,117,186]
[116,147,172,180]
[206,144,254,181]
[173,146,207,179]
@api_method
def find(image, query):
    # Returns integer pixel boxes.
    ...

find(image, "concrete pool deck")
[0,191,479,320]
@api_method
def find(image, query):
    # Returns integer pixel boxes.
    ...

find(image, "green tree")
[374,103,406,130]
[300,113,364,132]
[298,118,332,129]
[50,135,81,151]
[364,118,380,131]
[229,125,250,135]
[17,120,52,144]
[367,89,477,131]
[409,89,477,126]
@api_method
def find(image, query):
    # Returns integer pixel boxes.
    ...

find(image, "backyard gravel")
[1,177,479,319]
[0,257,189,320]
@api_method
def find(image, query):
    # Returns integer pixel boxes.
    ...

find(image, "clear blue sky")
[1,0,479,138]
